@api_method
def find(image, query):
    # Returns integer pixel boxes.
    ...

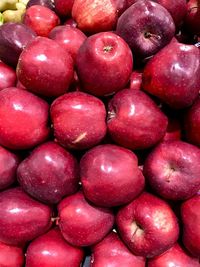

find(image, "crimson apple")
[57,191,114,247]
[0,87,49,150]
[129,70,142,90]
[185,0,200,36]
[17,37,74,97]
[107,89,168,150]
[25,228,84,267]
[54,0,74,17]
[0,242,24,267]
[50,91,107,150]
[0,62,16,91]
[0,187,52,246]
[80,144,145,207]
[76,31,133,97]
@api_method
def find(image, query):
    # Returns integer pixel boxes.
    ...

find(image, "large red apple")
[0,242,24,267]
[0,61,16,91]
[116,192,179,258]
[76,32,133,97]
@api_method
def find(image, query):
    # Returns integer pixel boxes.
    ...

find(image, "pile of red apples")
[0,0,199,266]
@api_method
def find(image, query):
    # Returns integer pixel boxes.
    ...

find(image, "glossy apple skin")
[116,0,175,59]
[0,146,19,191]
[0,62,16,91]
[162,118,181,142]
[27,0,55,10]
[54,0,74,17]
[107,89,168,150]
[17,142,79,204]
[91,232,146,267]
[0,87,49,150]
[50,92,107,150]
[80,144,145,207]
[185,0,200,35]
[26,228,84,267]
[57,191,114,247]
[143,42,200,109]
[148,243,200,267]
[129,70,142,90]
[17,37,74,97]
[0,187,52,246]
[116,192,179,258]
[181,195,200,257]
[0,242,24,267]
[49,25,86,62]
[23,5,60,37]
[144,141,200,200]
[76,32,133,97]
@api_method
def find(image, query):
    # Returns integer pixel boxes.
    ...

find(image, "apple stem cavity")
[131,221,144,238]
[103,45,113,52]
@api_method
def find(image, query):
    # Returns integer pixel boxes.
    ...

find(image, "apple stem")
[51,216,60,223]
[144,32,161,40]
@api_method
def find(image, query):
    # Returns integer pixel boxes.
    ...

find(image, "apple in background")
[17,37,74,97]
[185,0,200,36]
[76,32,133,97]
[25,228,84,267]
[116,192,179,258]
[107,89,168,150]
[49,25,86,62]
[162,117,181,142]
[91,231,146,267]
[0,187,52,246]
[50,92,107,150]
[0,146,19,191]
[181,194,200,257]
[142,42,200,109]
[116,0,175,59]
[57,191,114,247]
[17,142,79,204]
[0,62,16,91]
[80,144,145,207]
[64,18,77,27]
[148,243,200,267]
[26,0,55,10]
[143,141,200,200]
[54,0,74,17]
[0,87,49,150]
[129,70,142,90]
[23,5,60,37]
[0,241,24,267]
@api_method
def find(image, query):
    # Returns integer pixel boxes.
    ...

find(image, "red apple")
[57,191,114,247]
[148,243,200,267]
[76,32,133,97]
[91,231,146,267]
[0,146,19,191]
[50,91,107,150]
[0,187,52,246]
[17,141,79,204]
[116,0,175,59]
[80,144,145,207]
[143,140,200,200]
[26,228,84,267]
[17,37,74,97]
[162,117,181,142]
[26,0,55,10]
[54,0,74,17]
[142,42,200,109]
[0,62,16,91]
[0,242,24,267]
[185,0,200,35]
[23,5,60,37]
[49,25,86,62]
[181,194,200,257]
[116,192,179,258]
[107,89,168,150]
[0,87,49,150]
[129,70,142,90]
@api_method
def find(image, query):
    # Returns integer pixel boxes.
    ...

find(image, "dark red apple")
[25,228,84,267]
[142,42,200,109]
[17,141,79,204]
[162,117,181,142]
[181,195,200,257]
[50,91,107,150]
[80,144,145,207]
[76,32,133,97]
[116,192,179,258]
[129,70,142,90]
[57,191,114,247]
[0,187,52,246]
[17,37,74,97]
[26,0,55,10]
[91,231,146,267]
[148,243,200,267]
[107,89,168,150]
[23,5,60,37]
[54,0,74,17]
[0,62,16,91]
[0,87,49,150]
[116,0,175,59]
[0,242,24,267]
[49,25,86,61]
[185,0,200,35]
[143,140,200,200]
[0,146,19,191]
